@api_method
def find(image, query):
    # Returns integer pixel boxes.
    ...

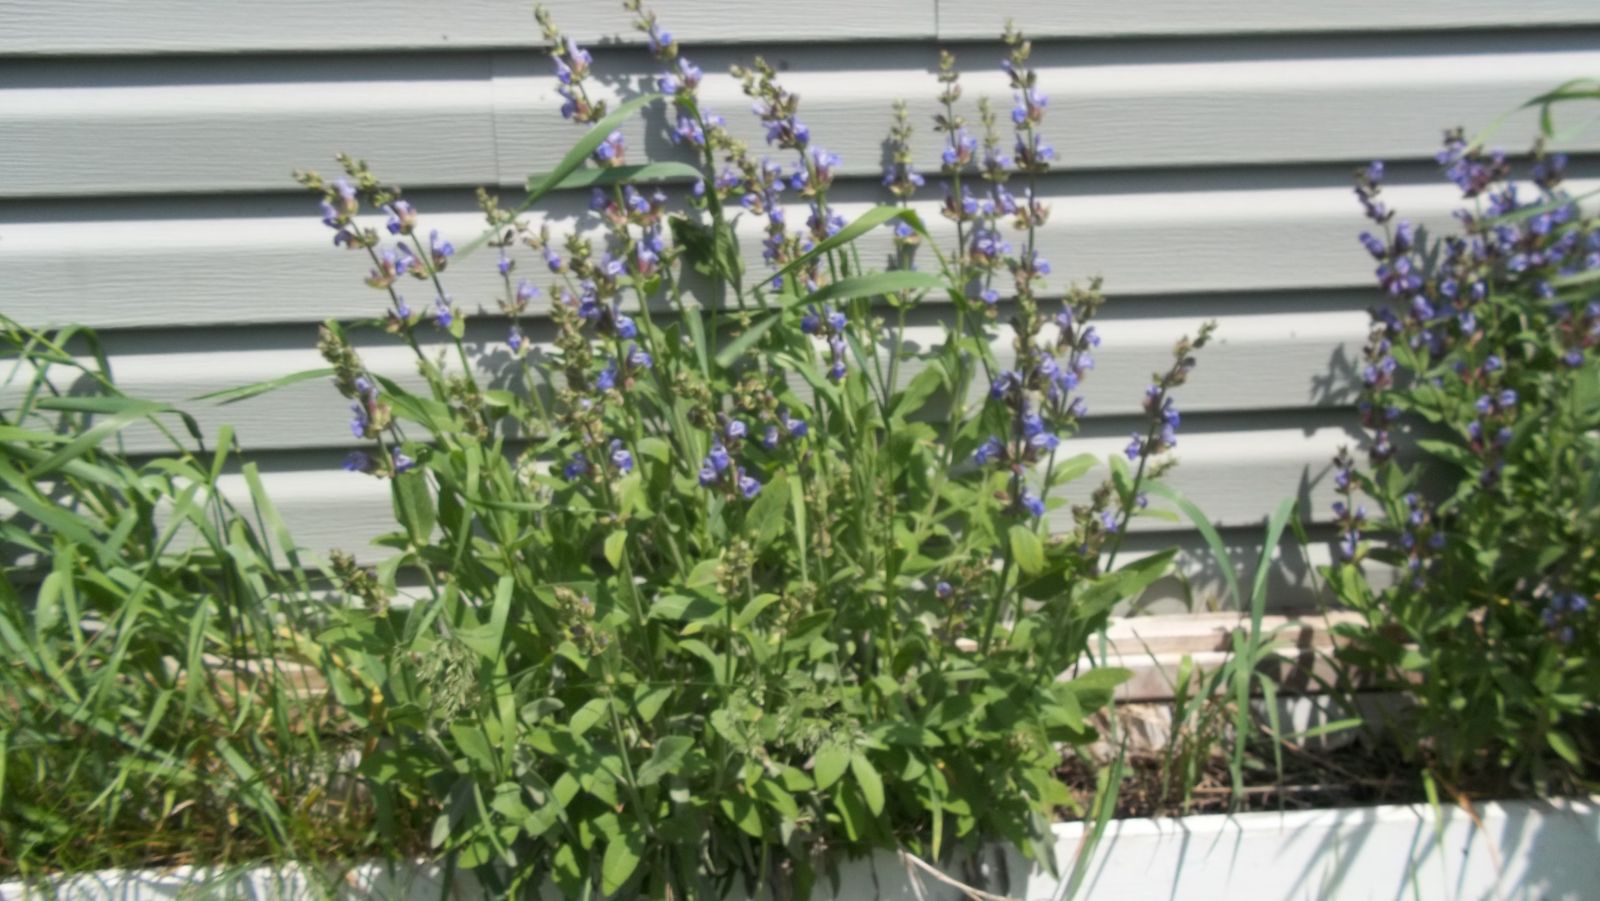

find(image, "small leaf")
[601,824,645,896]
[1008,524,1046,576]
[1548,731,1582,767]
[715,313,782,368]
[850,753,885,816]
[720,793,764,838]
[604,529,628,569]
[195,367,336,405]
[549,161,701,192]
[813,745,850,790]
[568,698,609,738]
[790,271,944,311]
[392,470,435,546]
[771,206,930,286]
[636,736,694,786]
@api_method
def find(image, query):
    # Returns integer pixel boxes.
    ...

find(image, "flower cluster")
[1330,125,1600,785]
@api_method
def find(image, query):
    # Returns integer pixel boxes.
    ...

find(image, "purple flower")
[516,279,538,305]
[341,451,375,474]
[784,413,808,438]
[761,425,781,450]
[737,469,762,499]
[609,439,634,474]
[1020,490,1045,518]
[1358,232,1387,259]
[989,370,1021,399]
[726,420,748,442]
[1498,388,1517,408]
[433,296,453,328]
[974,437,1004,465]
[626,343,652,370]
[391,448,416,474]
[564,452,590,480]
[1099,510,1118,533]
[593,130,626,165]
[596,365,617,391]
[705,443,732,474]
[429,230,454,267]
[672,114,706,146]
[385,200,417,236]
[935,581,954,600]
[1124,433,1143,461]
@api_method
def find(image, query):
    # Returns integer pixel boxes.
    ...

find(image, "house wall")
[5,0,1597,608]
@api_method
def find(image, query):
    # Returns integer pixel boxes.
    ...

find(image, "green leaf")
[30,401,168,475]
[449,723,496,774]
[195,367,335,405]
[459,93,664,256]
[715,313,782,368]
[771,206,931,286]
[1078,548,1176,615]
[392,471,435,546]
[568,698,609,738]
[1547,731,1582,767]
[1145,482,1240,609]
[1008,525,1046,576]
[601,824,645,896]
[890,365,946,422]
[734,593,782,630]
[1048,452,1100,488]
[813,745,850,791]
[790,271,944,311]
[745,472,791,547]
[850,753,885,816]
[1416,439,1478,470]
[547,161,701,192]
[604,529,628,569]
[720,793,764,838]
[636,736,694,786]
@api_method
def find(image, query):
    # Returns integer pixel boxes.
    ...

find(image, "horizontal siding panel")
[7,44,1598,197]
[4,0,1590,55]
[3,179,1505,329]
[0,0,934,55]
[0,66,500,198]
[207,421,1353,561]
[937,1,1600,38]
[54,308,1367,455]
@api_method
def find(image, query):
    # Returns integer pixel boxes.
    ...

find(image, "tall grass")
[0,316,367,881]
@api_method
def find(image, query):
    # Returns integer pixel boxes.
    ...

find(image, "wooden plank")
[0,0,935,55]
[2,178,1520,329]
[937,0,1600,39]
[5,43,1596,196]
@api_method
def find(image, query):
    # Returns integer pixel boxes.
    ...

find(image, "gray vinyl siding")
[4,0,1596,608]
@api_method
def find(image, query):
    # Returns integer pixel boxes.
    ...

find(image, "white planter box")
[6,798,1595,900]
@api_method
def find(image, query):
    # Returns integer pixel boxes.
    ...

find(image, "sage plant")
[275,5,1217,894]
